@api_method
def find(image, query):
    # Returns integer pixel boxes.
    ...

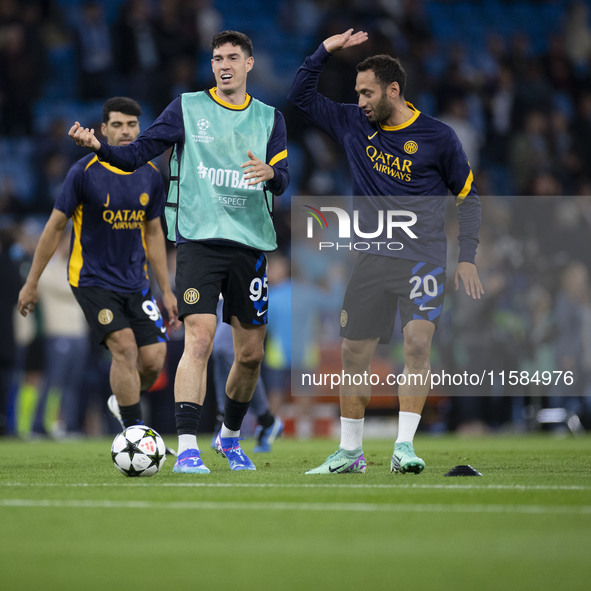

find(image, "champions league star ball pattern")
[111,425,167,477]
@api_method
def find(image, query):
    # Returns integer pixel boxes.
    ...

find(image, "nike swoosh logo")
[368,131,378,140]
[419,305,436,311]
[256,309,267,317]
[103,193,110,207]
[328,464,347,473]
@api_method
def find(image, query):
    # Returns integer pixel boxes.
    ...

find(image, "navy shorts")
[340,254,446,344]
[175,242,268,325]
[71,285,168,347]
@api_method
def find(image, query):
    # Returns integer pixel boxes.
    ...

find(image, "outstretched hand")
[68,121,101,152]
[323,28,368,54]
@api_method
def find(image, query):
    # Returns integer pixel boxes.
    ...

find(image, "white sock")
[178,434,198,454]
[396,411,421,443]
[220,424,240,438]
[340,417,364,451]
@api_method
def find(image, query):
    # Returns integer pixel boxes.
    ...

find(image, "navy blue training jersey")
[55,154,166,292]
[288,44,481,267]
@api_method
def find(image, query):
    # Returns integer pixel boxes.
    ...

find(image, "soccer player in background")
[18,96,179,435]
[288,29,483,475]
[69,31,289,473]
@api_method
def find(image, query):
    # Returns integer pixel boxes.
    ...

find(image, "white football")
[111,425,167,477]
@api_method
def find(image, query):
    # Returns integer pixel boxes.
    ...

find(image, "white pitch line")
[1,498,591,515]
[1,482,590,491]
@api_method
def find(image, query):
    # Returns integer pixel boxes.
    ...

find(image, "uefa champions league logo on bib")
[193,118,214,143]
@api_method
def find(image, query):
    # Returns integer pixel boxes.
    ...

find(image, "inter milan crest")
[340,309,348,328]
[404,140,418,154]
[98,309,114,325]
[183,288,200,305]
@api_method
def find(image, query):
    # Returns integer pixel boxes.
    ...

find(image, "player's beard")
[371,93,395,124]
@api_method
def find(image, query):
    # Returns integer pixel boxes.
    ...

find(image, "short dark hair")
[356,55,407,96]
[102,97,142,123]
[211,30,253,58]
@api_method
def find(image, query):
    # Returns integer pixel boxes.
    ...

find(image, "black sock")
[223,395,250,432]
[213,412,224,435]
[119,402,143,428]
[257,410,275,430]
[175,401,202,435]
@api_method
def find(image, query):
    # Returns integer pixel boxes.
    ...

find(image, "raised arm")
[322,28,368,53]
[288,29,367,141]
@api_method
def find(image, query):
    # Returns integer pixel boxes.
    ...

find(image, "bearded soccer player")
[69,31,289,473]
[18,97,179,435]
[288,29,483,475]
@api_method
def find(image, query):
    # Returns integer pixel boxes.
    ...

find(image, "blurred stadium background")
[1,0,591,439]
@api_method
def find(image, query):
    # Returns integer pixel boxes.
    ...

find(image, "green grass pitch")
[1,434,590,591]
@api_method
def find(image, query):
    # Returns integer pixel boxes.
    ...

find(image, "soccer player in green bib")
[70,31,289,473]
